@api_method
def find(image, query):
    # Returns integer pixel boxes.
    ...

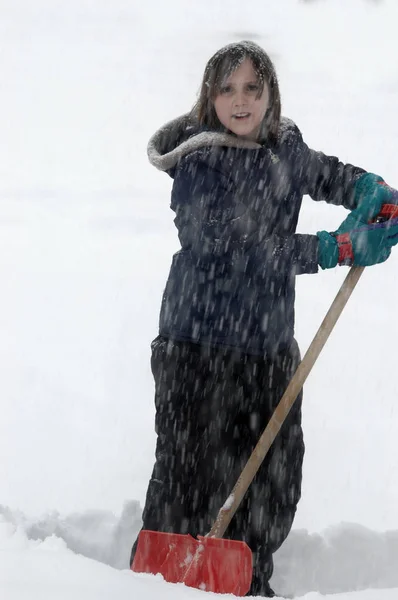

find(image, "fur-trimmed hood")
[147,113,262,172]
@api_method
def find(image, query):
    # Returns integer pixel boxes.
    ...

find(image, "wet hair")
[191,40,281,145]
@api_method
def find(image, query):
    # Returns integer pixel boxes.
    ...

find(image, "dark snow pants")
[131,335,305,597]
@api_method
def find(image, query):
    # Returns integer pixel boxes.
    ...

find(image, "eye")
[219,84,233,95]
[246,83,260,93]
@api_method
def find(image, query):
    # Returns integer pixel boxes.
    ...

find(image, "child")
[130,41,398,597]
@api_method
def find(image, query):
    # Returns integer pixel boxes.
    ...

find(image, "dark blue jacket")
[148,115,366,356]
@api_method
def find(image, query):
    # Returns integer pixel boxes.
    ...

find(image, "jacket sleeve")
[171,153,319,276]
[287,122,367,210]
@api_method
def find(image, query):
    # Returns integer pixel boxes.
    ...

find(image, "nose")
[234,89,248,108]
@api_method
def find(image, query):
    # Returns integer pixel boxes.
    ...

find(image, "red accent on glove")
[373,204,398,222]
[335,233,354,266]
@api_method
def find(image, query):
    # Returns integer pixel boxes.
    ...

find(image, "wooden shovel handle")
[208,266,365,539]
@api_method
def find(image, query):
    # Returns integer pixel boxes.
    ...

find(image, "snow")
[2,507,398,598]
[222,494,235,511]
[1,0,398,598]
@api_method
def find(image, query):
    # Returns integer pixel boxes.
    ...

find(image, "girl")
[131,41,398,597]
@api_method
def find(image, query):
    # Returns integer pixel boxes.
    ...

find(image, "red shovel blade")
[131,530,253,596]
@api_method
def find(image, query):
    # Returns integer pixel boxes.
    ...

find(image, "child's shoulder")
[147,113,200,173]
[278,116,303,143]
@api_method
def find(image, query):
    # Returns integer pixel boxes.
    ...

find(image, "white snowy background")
[1,0,398,598]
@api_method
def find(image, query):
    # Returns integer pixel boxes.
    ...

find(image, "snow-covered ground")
[1,0,398,598]
[3,523,398,600]
[2,502,398,598]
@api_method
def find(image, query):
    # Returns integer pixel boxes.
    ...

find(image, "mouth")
[232,112,251,120]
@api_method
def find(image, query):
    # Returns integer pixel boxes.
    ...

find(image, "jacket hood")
[147,113,262,172]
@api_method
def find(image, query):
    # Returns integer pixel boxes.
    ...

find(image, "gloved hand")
[317,218,398,269]
[338,173,395,232]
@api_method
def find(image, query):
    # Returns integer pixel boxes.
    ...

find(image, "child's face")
[213,58,269,141]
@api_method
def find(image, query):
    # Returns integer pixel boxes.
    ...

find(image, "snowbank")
[1,503,398,598]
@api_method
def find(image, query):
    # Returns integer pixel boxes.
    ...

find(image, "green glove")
[317,218,398,269]
[337,173,394,233]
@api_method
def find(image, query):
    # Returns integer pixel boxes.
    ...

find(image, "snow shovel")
[132,205,398,596]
